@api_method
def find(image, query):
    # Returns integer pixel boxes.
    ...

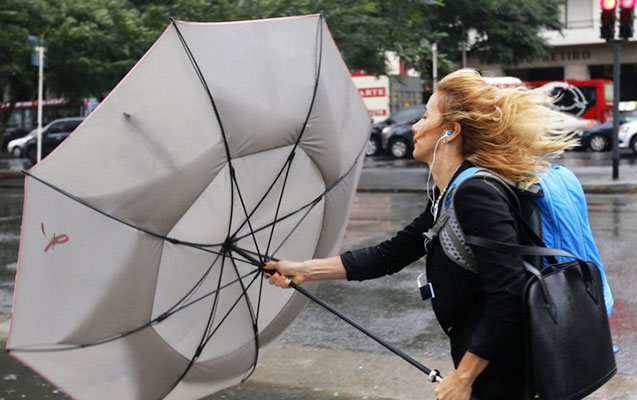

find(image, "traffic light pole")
[612,40,621,180]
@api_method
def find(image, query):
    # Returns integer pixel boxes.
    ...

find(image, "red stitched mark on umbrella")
[41,223,69,253]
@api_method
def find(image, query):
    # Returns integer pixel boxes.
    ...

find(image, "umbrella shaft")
[290,282,441,381]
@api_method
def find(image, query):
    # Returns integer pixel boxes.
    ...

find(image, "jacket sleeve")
[453,179,526,362]
[340,204,433,281]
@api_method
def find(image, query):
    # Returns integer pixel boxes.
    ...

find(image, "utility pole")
[461,24,467,68]
[612,40,620,180]
[600,0,634,180]
[432,43,438,90]
[36,46,44,164]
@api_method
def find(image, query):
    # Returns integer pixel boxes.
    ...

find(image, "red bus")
[525,79,613,123]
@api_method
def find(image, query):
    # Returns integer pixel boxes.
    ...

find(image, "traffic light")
[619,0,635,39]
[601,0,617,40]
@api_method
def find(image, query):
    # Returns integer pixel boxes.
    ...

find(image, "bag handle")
[465,235,599,306]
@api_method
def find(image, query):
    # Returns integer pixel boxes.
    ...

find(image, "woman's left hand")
[434,371,473,400]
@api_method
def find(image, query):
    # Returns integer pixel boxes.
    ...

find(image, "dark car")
[24,117,84,164]
[366,104,425,157]
[366,121,385,156]
[370,104,425,158]
[580,111,637,152]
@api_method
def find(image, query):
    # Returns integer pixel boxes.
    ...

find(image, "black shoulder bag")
[465,226,616,400]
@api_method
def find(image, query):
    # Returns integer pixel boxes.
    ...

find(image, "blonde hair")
[435,69,577,186]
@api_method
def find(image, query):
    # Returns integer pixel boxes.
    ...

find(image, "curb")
[356,184,637,195]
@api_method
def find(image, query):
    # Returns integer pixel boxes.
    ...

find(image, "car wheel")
[366,136,380,157]
[11,147,22,158]
[630,136,637,156]
[588,134,609,152]
[389,138,410,159]
[26,147,37,165]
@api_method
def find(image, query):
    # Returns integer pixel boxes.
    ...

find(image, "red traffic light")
[601,0,618,10]
[620,0,635,8]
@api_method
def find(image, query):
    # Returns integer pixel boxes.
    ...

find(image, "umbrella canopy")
[7,14,370,400]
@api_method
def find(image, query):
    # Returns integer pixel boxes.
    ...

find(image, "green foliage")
[430,0,563,66]
[0,0,564,118]
[44,0,149,99]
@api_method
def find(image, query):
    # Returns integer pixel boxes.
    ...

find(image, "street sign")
[28,36,48,67]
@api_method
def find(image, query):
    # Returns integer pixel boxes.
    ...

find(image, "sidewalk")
[357,157,637,194]
[3,153,637,193]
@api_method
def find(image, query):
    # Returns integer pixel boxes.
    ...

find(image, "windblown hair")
[435,69,577,186]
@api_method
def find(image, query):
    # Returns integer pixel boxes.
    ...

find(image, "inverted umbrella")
[7,14,372,399]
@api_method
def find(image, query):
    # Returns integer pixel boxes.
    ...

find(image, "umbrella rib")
[229,14,324,241]
[229,171,265,263]
[233,138,365,243]
[5,250,256,354]
[226,252,262,382]
[270,196,322,258]
[171,18,267,263]
[160,247,230,399]
[171,20,267,265]
[21,130,363,259]
[263,154,295,259]
[171,18,233,168]
[201,271,262,349]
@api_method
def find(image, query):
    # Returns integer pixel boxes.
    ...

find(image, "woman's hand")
[264,256,348,288]
[434,371,473,400]
[264,260,308,288]
[435,351,488,400]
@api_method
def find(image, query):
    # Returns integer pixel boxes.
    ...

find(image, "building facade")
[467,0,637,103]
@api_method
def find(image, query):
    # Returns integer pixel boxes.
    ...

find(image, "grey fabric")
[9,15,370,400]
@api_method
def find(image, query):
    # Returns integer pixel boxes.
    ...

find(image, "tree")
[44,0,150,99]
[0,0,48,133]
[429,0,563,67]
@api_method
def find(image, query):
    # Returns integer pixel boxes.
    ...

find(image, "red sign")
[358,87,386,98]
[368,109,387,117]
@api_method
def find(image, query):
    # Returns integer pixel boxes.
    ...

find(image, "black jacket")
[341,162,527,399]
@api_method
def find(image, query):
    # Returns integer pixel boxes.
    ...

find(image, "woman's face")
[411,92,446,163]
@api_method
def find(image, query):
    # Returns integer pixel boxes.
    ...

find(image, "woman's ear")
[452,122,462,136]
[445,122,462,142]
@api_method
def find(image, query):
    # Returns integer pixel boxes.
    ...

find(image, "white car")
[619,120,637,155]
[7,130,36,158]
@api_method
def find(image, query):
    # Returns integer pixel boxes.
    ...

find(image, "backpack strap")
[430,168,541,274]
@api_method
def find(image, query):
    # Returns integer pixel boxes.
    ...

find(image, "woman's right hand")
[264,260,308,288]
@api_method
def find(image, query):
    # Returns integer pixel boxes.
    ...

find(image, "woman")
[265,69,575,400]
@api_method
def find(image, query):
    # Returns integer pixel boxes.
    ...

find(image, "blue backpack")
[423,164,613,317]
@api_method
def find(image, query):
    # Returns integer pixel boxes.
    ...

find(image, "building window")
[504,67,565,82]
[564,0,594,29]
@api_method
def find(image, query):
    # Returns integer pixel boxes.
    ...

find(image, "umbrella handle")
[288,281,443,383]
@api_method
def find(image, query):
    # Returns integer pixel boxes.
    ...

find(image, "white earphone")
[427,129,454,212]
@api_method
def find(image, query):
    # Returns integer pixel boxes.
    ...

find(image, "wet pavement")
[1,153,637,399]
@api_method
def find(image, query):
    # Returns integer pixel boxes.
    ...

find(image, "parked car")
[580,122,613,152]
[619,120,637,155]
[2,127,30,152]
[579,111,637,152]
[24,117,84,164]
[7,129,37,158]
[366,104,425,157]
[366,121,384,156]
[378,104,425,158]
[380,120,416,158]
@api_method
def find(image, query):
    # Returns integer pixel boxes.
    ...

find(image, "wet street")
[1,154,637,399]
